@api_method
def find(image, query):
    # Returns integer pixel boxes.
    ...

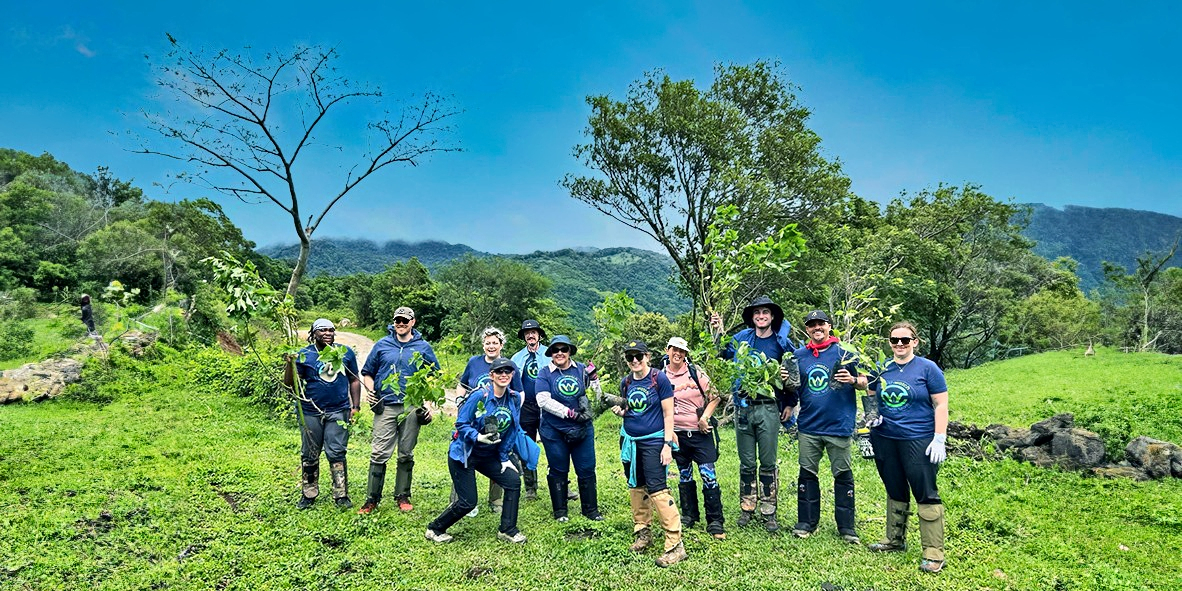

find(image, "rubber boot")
[330,460,351,508]
[702,486,725,539]
[523,468,538,501]
[917,503,945,572]
[393,458,414,500]
[869,499,910,552]
[548,474,569,521]
[359,461,386,514]
[678,481,700,528]
[651,489,686,566]
[578,476,603,520]
[793,468,820,537]
[298,462,319,509]
[834,470,857,543]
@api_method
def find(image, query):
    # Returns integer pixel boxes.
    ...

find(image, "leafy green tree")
[1102,236,1181,351]
[436,255,556,345]
[136,38,460,298]
[361,259,445,340]
[562,61,847,323]
[76,221,159,296]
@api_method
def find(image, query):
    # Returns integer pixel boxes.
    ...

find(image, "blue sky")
[3,1,1179,254]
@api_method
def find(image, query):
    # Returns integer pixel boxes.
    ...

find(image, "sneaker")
[397,498,414,512]
[737,511,755,527]
[334,496,353,509]
[868,539,907,552]
[919,559,944,573]
[706,520,726,540]
[489,503,503,515]
[424,528,453,543]
[297,495,316,509]
[840,532,861,545]
[792,526,813,539]
[655,542,687,567]
[764,514,780,533]
[466,506,479,518]
[555,515,569,522]
[681,515,696,529]
[497,531,527,544]
[582,510,604,521]
[524,488,538,501]
[357,499,378,515]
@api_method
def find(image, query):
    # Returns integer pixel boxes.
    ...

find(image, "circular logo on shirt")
[475,373,492,389]
[493,406,513,434]
[526,360,539,379]
[806,366,830,394]
[556,375,581,398]
[880,382,911,409]
[316,360,341,383]
[627,386,651,413]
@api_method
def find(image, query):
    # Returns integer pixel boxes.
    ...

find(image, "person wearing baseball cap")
[790,310,865,544]
[283,318,361,509]
[662,336,726,540]
[510,319,550,500]
[357,305,440,515]
[708,295,798,533]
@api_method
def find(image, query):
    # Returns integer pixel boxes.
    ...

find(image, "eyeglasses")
[889,337,914,345]
[491,368,514,376]
[551,346,571,354]
[393,318,411,325]
[625,353,645,362]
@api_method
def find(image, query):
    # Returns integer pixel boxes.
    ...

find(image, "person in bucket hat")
[510,319,550,500]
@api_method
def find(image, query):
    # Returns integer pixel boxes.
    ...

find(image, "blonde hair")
[481,327,506,344]
[890,321,919,340]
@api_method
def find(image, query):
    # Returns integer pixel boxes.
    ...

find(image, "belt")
[744,397,779,406]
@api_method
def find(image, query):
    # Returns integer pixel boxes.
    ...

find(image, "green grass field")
[1,347,1180,590]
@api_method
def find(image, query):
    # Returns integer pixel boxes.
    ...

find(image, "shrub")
[0,322,35,360]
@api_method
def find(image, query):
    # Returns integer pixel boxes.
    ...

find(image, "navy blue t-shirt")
[466,388,519,460]
[295,344,357,415]
[794,344,858,437]
[869,356,948,440]
[459,355,523,395]
[620,369,675,445]
[751,334,787,364]
[536,361,589,435]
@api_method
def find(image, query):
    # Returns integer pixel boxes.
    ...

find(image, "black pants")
[623,444,669,494]
[869,433,941,505]
[429,456,522,535]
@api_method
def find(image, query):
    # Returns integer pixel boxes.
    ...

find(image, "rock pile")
[948,413,1182,481]
[0,358,85,404]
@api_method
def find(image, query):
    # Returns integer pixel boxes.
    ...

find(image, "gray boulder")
[1050,428,1107,470]
[0,358,85,403]
[1090,465,1151,481]
[1017,446,1055,468]
[1026,413,1075,446]
[1125,436,1180,480]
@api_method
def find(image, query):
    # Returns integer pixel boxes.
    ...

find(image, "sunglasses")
[491,368,514,376]
[889,337,915,345]
[805,321,828,328]
[551,346,571,354]
[393,318,411,325]
[625,352,645,362]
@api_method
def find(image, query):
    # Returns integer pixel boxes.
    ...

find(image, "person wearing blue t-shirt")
[534,335,602,522]
[791,310,867,544]
[455,327,523,516]
[426,357,528,544]
[283,318,361,509]
[709,295,797,532]
[866,321,950,574]
[510,319,550,500]
[610,340,686,567]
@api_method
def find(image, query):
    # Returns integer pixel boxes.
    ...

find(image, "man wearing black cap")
[791,310,865,544]
[510,319,550,501]
[710,295,797,532]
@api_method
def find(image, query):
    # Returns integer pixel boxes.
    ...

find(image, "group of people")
[285,296,951,573]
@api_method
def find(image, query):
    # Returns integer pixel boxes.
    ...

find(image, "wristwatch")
[664,440,675,447]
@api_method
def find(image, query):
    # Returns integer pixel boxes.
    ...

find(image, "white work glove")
[476,433,499,445]
[500,460,517,474]
[926,433,947,464]
[589,379,603,396]
[866,415,885,428]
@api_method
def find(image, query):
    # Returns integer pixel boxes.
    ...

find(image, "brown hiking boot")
[629,528,653,553]
[357,498,379,515]
[655,542,687,567]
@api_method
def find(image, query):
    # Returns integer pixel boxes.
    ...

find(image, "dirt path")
[296,330,376,369]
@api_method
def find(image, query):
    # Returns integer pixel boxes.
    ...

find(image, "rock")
[1026,413,1075,446]
[0,358,85,403]
[1017,445,1055,468]
[948,421,985,441]
[1050,428,1107,469]
[1125,436,1180,480]
[119,331,157,357]
[996,428,1031,452]
[984,424,1015,440]
[1091,465,1151,481]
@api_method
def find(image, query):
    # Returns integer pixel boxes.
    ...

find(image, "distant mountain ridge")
[1023,204,1182,290]
[259,239,691,323]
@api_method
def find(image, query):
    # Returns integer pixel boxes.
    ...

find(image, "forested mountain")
[263,238,690,320]
[1023,204,1182,290]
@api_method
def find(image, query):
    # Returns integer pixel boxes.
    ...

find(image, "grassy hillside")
[2,347,1180,589]
[259,238,484,274]
[1023,204,1182,291]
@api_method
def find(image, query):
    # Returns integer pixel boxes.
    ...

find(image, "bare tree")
[135,37,460,296]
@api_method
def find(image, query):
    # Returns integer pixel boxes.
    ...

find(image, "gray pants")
[798,433,853,477]
[301,409,350,464]
[735,401,781,515]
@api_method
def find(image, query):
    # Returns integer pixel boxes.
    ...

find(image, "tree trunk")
[286,235,310,298]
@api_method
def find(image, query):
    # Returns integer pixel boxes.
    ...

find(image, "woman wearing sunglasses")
[426,357,527,544]
[534,335,602,522]
[866,322,949,573]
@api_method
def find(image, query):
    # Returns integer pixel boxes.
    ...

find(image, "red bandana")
[806,336,840,357]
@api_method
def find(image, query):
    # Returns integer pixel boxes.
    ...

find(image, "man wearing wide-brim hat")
[510,319,550,500]
[709,295,798,533]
